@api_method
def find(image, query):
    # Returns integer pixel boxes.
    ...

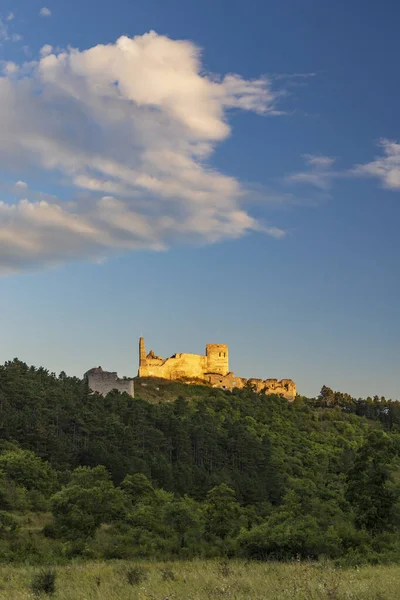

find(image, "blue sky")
[1,0,400,399]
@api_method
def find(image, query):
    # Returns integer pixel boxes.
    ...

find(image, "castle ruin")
[138,338,296,400]
[85,367,134,397]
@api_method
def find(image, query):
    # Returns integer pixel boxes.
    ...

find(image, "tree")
[165,496,203,550]
[120,473,155,504]
[203,484,244,541]
[345,431,398,532]
[51,466,127,538]
[0,449,56,496]
[0,448,57,509]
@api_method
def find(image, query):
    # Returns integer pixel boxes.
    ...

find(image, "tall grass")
[0,559,397,599]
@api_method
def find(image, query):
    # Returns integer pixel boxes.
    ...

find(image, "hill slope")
[1,358,400,563]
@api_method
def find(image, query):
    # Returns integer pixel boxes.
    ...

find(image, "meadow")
[0,559,397,600]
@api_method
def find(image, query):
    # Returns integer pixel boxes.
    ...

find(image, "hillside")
[134,376,215,404]
[1,358,400,564]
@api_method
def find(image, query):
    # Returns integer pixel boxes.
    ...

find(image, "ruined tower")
[206,344,229,375]
[139,337,146,367]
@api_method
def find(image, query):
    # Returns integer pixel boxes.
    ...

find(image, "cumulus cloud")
[14,180,28,190]
[39,7,51,17]
[0,31,285,274]
[40,44,53,57]
[2,61,18,75]
[286,154,337,190]
[6,12,14,21]
[352,139,400,189]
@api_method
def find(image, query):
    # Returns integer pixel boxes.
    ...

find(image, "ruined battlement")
[85,367,134,397]
[138,338,296,400]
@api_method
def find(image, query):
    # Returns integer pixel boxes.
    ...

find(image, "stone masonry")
[138,338,296,400]
[85,367,134,397]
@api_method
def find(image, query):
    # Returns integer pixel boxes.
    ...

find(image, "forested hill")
[1,358,400,563]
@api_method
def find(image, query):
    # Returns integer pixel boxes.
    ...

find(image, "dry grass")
[0,559,397,599]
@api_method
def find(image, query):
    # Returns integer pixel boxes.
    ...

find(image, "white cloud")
[286,154,336,190]
[352,139,400,189]
[2,61,18,75]
[0,197,166,274]
[14,180,28,190]
[39,7,52,17]
[0,15,22,43]
[262,225,286,239]
[40,44,53,57]
[0,31,285,274]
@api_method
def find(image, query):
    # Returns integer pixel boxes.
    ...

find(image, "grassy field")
[0,559,397,600]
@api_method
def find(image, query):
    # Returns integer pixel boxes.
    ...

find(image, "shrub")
[126,564,148,585]
[218,560,231,577]
[0,511,18,533]
[30,568,56,596]
[160,565,176,581]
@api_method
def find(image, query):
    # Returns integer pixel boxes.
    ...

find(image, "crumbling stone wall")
[139,352,208,380]
[85,367,134,397]
[138,338,229,380]
[205,373,296,400]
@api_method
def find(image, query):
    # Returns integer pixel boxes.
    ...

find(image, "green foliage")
[0,511,18,533]
[203,484,244,541]
[165,496,203,550]
[2,360,400,564]
[345,430,399,532]
[0,449,56,496]
[120,473,155,504]
[51,466,128,539]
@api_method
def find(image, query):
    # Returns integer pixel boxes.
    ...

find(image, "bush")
[86,527,134,560]
[160,565,176,581]
[30,568,56,596]
[126,564,148,585]
[0,511,18,533]
[50,466,128,540]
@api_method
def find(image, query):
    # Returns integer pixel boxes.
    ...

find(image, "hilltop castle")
[138,337,296,400]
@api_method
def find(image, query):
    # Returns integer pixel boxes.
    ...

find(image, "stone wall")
[85,367,134,397]
[205,372,296,400]
[139,352,208,380]
[247,377,296,400]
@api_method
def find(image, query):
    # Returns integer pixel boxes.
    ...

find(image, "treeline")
[1,358,400,564]
[308,385,400,428]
